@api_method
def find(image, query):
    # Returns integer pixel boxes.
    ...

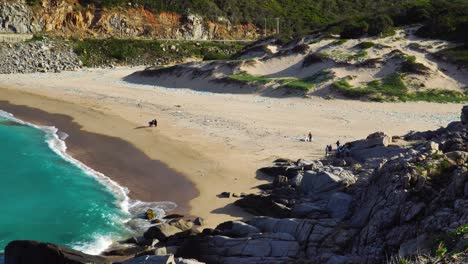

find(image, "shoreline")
[0,68,462,228]
[0,100,197,215]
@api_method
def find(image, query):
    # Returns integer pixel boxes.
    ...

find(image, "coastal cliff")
[0,0,259,40]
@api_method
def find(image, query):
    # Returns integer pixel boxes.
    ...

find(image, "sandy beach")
[0,67,462,227]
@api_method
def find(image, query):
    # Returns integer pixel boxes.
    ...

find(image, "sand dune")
[130,27,467,99]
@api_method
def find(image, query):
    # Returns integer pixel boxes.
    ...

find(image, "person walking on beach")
[308,132,313,142]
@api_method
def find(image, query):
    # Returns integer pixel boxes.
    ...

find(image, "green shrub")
[332,39,348,45]
[282,70,334,90]
[367,15,394,36]
[340,20,369,39]
[71,38,244,67]
[332,73,468,103]
[436,242,448,258]
[437,45,468,68]
[356,42,375,50]
[227,73,272,84]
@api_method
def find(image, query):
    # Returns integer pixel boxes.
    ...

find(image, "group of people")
[325,140,351,158]
[148,119,158,127]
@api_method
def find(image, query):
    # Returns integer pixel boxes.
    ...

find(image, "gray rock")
[446,151,468,166]
[144,223,183,241]
[300,169,355,194]
[5,240,106,264]
[327,255,349,264]
[217,221,261,237]
[327,192,353,220]
[398,234,432,258]
[248,217,316,243]
[292,203,325,217]
[461,105,468,124]
[350,134,390,150]
[203,233,299,258]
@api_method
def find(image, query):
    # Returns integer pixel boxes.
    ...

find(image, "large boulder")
[144,223,183,241]
[350,133,390,150]
[326,192,353,220]
[299,168,355,194]
[190,233,299,262]
[462,105,468,124]
[248,217,314,242]
[234,194,292,218]
[292,203,326,218]
[4,240,107,264]
[216,221,261,237]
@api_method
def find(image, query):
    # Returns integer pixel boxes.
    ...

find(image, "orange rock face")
[29,0,259,39]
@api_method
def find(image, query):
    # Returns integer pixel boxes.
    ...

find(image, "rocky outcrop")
[4,240,107,264]
[0,0,259,40]
[462,105,468,124]
[0,1,40,33]
[0,40,81,73]
[175,106,467,263]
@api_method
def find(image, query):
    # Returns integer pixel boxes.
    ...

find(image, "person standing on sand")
[336,140,341,148]
[308,132,313,142]
[148,119,158,127]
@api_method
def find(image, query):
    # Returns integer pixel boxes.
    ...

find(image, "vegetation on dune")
[227,72,272,84]
[71,38,245,67]
[355,42,375,50]
[437,45,468,67]
[332,74,468,103]
[320,50,367,62]
[399,55,431,75]
[228,70,333,91]
[281,70,334,91]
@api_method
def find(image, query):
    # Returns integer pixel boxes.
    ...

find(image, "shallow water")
[0,114,130,256]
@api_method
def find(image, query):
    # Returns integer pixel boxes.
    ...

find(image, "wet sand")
[0,100,197,215]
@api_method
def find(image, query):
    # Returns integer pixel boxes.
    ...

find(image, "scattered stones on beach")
[218,192,231,198]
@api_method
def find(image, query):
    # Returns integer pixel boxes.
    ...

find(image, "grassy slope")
[332,74,468,103]
[228,71,333,91]
[71,38,245,67]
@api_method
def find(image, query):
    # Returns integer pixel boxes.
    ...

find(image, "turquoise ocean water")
[0,112,132,259]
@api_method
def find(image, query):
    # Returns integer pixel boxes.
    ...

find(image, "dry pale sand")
[0,67,463,227]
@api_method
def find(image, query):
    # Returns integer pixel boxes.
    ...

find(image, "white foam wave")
[71,235,114,256]
[0,110,178,254]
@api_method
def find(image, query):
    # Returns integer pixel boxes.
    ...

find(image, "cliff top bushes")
[23,0,468,42]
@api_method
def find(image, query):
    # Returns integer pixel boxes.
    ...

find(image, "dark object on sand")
[148,119,158,127]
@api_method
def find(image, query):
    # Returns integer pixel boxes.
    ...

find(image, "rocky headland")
[4,107,467,263]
